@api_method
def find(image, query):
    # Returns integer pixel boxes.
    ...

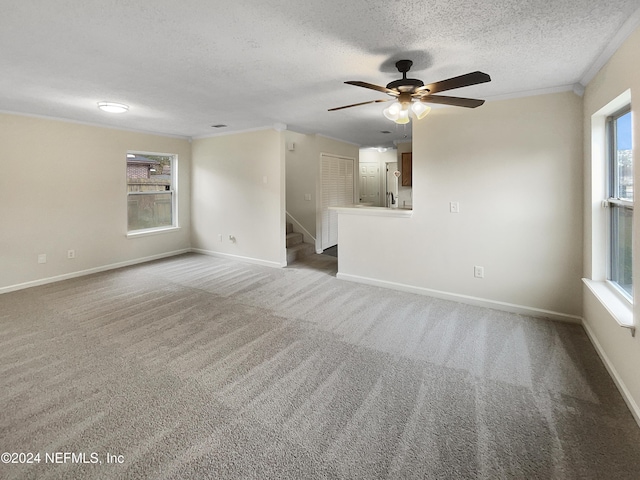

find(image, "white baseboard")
[0,249,190,295]
[191,248,284,268]
[581,320,640,428]
[336,272,582,324]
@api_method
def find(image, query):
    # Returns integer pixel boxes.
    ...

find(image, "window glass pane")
[615,111,633,200]
[608,108,633,299]
[128,192,173,230]
[611,205,633,297]
[127,154,174,231]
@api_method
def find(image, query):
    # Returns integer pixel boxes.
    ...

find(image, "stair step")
[286,232,303,248]
[286,242,316,265]
[286,222,293,234]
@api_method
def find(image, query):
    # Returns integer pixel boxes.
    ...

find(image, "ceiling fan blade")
[345,81,399,96]
[328,98,392,111]
[419,71,491,95]
[419,95,485,108]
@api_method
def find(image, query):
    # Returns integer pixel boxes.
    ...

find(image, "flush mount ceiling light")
[97,102,129,113]
[329,59,490,125]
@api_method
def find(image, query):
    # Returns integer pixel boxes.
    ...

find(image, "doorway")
[319,153,355,251]
[385,161,399,208]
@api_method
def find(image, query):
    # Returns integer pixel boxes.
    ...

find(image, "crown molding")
[579,7,640,86]
[0,109,191,140]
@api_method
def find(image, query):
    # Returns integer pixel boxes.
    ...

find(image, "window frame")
[126,151,179,236]
[605,106,633,302]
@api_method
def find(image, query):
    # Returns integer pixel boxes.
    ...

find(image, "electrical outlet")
[450,202,460,213]
[38,254,47,264]
[67,249,75,259]
[474,266,484,278]
[229,235,236,243]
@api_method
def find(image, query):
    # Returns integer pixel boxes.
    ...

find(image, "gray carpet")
[1,253,640,479]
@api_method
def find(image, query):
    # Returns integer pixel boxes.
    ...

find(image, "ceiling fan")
[328,60,491,124]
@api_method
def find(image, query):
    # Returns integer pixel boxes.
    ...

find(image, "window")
[127,152,177,232]
[607,108,633,299]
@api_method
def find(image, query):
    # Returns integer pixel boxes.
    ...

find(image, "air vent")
[211,124,228,128]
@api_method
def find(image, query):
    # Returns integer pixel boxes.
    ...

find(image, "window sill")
[582,278,635,336]
[127,226,181,238]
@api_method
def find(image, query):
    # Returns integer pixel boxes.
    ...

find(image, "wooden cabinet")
[401,152,412,186]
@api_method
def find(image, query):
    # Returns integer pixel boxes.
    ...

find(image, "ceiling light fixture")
[382,93,431,124]
[97,102,129,113]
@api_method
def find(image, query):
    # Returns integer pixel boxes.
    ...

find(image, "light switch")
[450,202,460,213]
[304,193,311,201]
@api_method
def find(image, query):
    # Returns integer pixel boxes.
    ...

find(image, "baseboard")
[336,272,582,324]
[581,320,640,428]
[0,249,191,295]
[191,248,284,268]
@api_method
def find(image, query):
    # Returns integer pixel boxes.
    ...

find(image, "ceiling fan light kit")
[329,59,491,124]
[383,99,432,124]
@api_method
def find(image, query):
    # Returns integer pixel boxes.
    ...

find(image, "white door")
[320,154,354,250]
[359,163,380,205]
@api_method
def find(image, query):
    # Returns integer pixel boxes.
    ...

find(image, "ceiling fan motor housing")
[387,59,425,93]
[386,78,424,92]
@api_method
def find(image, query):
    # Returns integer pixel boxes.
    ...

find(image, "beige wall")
[191,129,286,266]
[338,90,583,319]
[582,26,640,420]
[0,113,191,291]
[285,131,318,238]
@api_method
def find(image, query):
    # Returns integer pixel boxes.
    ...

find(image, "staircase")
[286,222,315,265]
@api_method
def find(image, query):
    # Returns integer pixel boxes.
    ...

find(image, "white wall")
[0,113,192,291]
[191,129,286,267]
[285,132,359,239]
[582,26,640,421]
[338,90,583,319]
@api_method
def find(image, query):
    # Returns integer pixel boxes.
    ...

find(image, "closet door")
[320,154,354,250]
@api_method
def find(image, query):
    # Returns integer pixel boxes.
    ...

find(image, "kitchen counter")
[330,205,413,217]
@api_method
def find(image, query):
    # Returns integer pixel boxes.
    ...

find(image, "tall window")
[127,153,177,232]
[607,108,633,299]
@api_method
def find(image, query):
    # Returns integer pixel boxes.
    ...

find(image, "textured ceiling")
[1,1,639,147]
